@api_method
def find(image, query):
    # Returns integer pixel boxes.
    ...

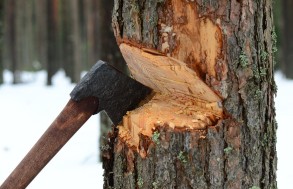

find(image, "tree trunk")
[97,0,128,161]
[281,0,293,78]
[0,0,4,84]
[0,62,2,84]
[97,0,127,72]
[103,1,277,189]
[60,0,74,81]
[71,0,82,83]
[15,0,26,77]
[4,0,20,84]
[21,0,34,70]
[84,0,97,68]
[0,60,2,84]
[272,0,281,70]
[46,0,60,85]
[35,0,48,70]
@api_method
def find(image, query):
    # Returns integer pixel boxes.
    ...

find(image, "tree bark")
[103,1,277,189]
[281,0,293,78]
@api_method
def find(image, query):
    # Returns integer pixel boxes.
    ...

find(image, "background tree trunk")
[71,0,82,83]
[22,0,34,71]
[84,0,98,69]
[103,1,277,189]
[0,0,3,84]
[281,0,293,78]
[46,0,60,85]
[4,0,20,84]
[15,0,24,74]
[97,0,126,72]
[35,0,47,70]
[60,0,74,81]
[97,0,127,161]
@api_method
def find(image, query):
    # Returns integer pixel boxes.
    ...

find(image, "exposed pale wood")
[158,0,224,79]
[118,92,222,151]
[119,43,221,103]
[119,43,223,150]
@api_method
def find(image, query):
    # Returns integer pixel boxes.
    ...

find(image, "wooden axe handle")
[0,97,99,189]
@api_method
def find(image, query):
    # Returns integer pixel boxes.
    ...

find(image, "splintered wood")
[119,93,222,148]
[167,0,223,78]
[118,43,223,151]
[120,43,221,103]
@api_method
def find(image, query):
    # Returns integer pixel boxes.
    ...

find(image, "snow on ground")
[0,70,103,189]
[275,71,293,189]
[0,69,292,188]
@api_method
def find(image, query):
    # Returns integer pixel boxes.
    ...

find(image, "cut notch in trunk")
[118,43,224,155]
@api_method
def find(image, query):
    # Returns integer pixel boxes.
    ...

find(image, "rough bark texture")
[104,1,277,189]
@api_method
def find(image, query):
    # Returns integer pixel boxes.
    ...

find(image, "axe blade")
[70,60,152,125]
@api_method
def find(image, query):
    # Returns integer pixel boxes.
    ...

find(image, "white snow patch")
[275,71,293,189]
[0,70,103,189]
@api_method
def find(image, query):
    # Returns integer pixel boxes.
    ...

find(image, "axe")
[0,61,151,189]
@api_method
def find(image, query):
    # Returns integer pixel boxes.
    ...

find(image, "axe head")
[70,60,152,125]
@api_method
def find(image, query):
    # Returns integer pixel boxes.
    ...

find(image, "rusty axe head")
[70,60,152,125]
